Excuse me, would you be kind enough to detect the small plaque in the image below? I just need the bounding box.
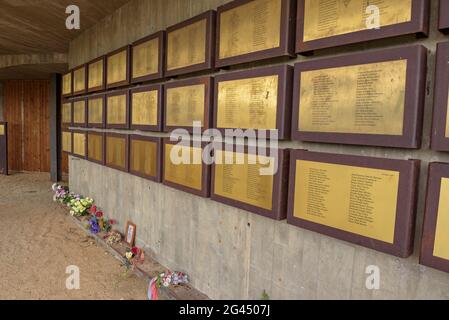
[129,135,162,182]
[106,90,129,129]
[72,131,87,158]
[162,139,210,197]
[88,56,106,92]
[211,145,289,220]
[61,101,72,127]
[106,46,130,89]
[287,150,419,257]
[440,0,449,32]
[73,65,87,95]
[105,134,129,172]
[0,124,4,136]
[164,77,212,133]
[0,122,7,175]
[62,131,72,154]
[62,72,72,97]
[214,65,292,139]
[165,11,216,77]
[216,0,295,67]
[130,84,163,132]
[72,98,87,127]
[87,94,105,128]
[87,132,104,164]
[296,0,430,53]
[292,45,427,148]
[131,31,164,83]
[420,162,449,273]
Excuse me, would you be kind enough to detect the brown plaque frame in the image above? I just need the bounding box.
[287,150,420,258]
[129,135,162,183]
[104,133,130,173]
[62,71,73,98]
[71,130,87,160]
[105,89,130,130]
[130,84,163,132]
[211,144,289,220]
[164,10,216,77]
[131,31,165,83]
[0,122,8,175]
[163,76,213,133]
[72,64,88,96]
[215,0,296,68]
[86,131,105,165]
[106,45,131,89]
[439,0,449,33]
[420,162,449,273]
[71,97,88,128]
[162,138,210,198]
[87,93,106,129]
[296,0,430,54]
[291,45,427,148]
[61,100,73,129]
[87,56,106,93]
[213,65,293,140]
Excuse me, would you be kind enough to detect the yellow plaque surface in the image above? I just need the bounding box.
[63,73,72,95]
[0,125,5,136]
[303,0,412,42]
[293,160,400,244]
[88,98,104,125]
[88,60,104,89]
[217,75,278,129]
[167,19,207,71]
[133,38,159,78]
[130,140,158,177]
[299,60,407,135]
[62,132,72,153]
[106,136,127,169]
[132,90,158,126]
[219,0,282,59]
[88,133,103,162]
[214,150,274,210]
[73,133,86,156]
[164,144,203,190]
[73,67,86,92]
[62,103,72,124]
[433,178,449,260]
[166,84,205,127]
[107,94,127,125]
[73,100,86,124]
[107,50,128,85]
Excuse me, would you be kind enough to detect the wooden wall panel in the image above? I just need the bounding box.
[3,80,22,171]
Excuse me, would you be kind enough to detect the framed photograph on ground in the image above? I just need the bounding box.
[124,221,136,247]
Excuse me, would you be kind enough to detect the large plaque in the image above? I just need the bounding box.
[72,131,87,159]
[216,0,296,67]
[61,101,72,127]
[130,84,163,132]
[105,133,129,172]
[87,132,105,165]
[62,131,72,155]
[73,64,87,95]
[287,150,419,257]
[296,0,430,54]
[131,31,164,83]
[165,11,216,77]
[211,145,289,220]
[106,45,130,89]
[129,135,162,182]
[420,162,449,273]
[0,122,8,175]
[72,98,87,128]
[162,139,210,197]
[164,77,212,133]
[106,90,130,129]
[87,94,105,128]
[62,71,72,97]
[87,56,106,93]
[214,65,292,139]
[292,45,427,148]
[440,0,449,32]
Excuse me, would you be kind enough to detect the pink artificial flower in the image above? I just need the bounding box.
[109,219,117,225]
[95,211,103,218]
[131,247,139,255]
[90,205,97,214]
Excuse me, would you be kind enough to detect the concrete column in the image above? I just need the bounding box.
[49,74,62,182]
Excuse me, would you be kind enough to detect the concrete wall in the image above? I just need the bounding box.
[68,0,449,299]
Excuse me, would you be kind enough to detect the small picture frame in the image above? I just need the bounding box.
[124,221,136,247]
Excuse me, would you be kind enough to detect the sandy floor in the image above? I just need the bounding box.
[0,172,148,300]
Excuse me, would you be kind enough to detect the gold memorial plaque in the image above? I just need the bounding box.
[164,143,203,190]
[132,90,158,126]
[88,97,104,125]
[166,84,205,127]
[214,150,274,210]
[130,139,158,177]
[217,75,279,129]
[62,73,72,96]
[88,59,104,90]
[73,100,86,125]
[73,132,86,157]
[107,94,128,126]
[0,125,5,136]
[62,131,72,153]
[299,60,407,135]
[62,102,72,124]
[106,136,127,170]
[88,133,103,163]
[107,49,128,85]
[219,0,282,59]
[433,178,449,260]
[132,38,160,79]
[73,67,86,93]
[293,160,400,244]
[167,19,207,71]
[303,0,412,42]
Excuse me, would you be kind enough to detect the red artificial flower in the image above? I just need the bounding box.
[131,247,139,255]
[109,219,117,225]
[95,211,103,218]
[90,205,97,214]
